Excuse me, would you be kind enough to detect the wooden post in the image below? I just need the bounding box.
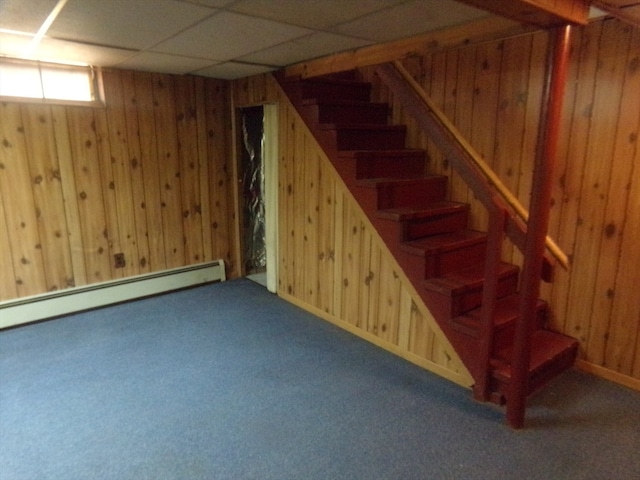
[507,25,572,429]
[475,202,507,401]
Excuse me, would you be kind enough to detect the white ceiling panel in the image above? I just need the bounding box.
[193,61,274,79]
[238,32,372,68]
[0,0,60,33]
[151,11,313,62]
[47,0,217,50]
[229,0,408,30]
[117,52,216,75]
[334,0,488,42]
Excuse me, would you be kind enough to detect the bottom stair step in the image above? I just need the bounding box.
[491,330,579,396]
[451,294,548,343]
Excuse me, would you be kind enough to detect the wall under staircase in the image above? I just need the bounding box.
[233,71,475,387]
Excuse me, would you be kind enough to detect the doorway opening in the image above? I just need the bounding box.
[238,104,278,292]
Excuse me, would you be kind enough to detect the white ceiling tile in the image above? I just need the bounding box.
[116,52,217,75]
[193,61,274,79]
[229,0,408,29]
[0,0,59,33]
[47,0,217,50]
[152,11,313,61]
[238,32,372,67]
[333,0,488,42]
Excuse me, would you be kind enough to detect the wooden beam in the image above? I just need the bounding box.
[285,16,537,79]
[591,1,640,28]
[457,0,589,27]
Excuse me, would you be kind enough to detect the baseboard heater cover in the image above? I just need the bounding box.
[0,260,226,329]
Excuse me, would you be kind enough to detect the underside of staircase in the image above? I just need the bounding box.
[276,70,579,426]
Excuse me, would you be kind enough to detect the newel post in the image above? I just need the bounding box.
[507,25,572,429]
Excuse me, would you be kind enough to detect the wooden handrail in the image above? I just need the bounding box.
[285,17,536,80]
[390,60,569,270]
[590,1,640,28]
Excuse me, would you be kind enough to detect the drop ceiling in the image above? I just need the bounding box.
[0,0,490,79]
[1,0,635,80]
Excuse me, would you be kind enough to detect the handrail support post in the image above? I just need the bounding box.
[474,203,507,402]
[507,24,572,429]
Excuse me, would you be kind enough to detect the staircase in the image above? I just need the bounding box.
[276,70,579,426]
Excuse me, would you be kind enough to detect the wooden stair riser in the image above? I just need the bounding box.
[303,102,390,125]
[401,230,488,276]
[334,151,426,185]
[331,126,406,151]
[425,269,520,318]
[492,315,544,355]
[401,237,489,279]
[403,208,470,240]
[423,241,487,278]
[451,306,548,354]
[296,80,371,103]
[355,177,447,212]
[351,152,426,180]
[376,208,470,246]
[453,273,519,317]
[375,178,447,210]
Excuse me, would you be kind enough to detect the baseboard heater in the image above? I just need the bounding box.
[0,260,226,330]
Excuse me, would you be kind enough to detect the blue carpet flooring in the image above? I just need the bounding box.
[1,278,639,480]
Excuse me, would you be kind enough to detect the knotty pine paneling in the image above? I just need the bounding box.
[232,74,473,387]
[361,18,640,385]
[0,69,237,300]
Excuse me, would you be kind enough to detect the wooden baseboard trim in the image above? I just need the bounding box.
[575,360,640,392]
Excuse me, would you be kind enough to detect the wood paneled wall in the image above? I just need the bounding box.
[360,18,640,385]
[232,75,473,387]
[0,69,237,301]
[551,19,640,382]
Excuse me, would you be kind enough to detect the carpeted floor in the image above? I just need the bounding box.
[1,278,639,480]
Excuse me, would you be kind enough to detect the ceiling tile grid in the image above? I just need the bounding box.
[0,0,493,79]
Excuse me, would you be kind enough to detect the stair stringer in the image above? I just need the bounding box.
[268,74,474,388]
